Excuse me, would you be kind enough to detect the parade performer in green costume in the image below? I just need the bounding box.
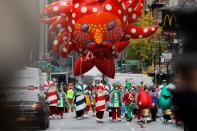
[123,87,137,121]
[159,80,173,123]
[57,88,67,119]
[110,82,121,122]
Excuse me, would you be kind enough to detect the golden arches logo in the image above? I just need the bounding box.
[163,15,177,26]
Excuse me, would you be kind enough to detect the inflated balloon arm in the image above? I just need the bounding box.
[39,16,59,24]
[42,0,73,17]
[111,41,129,58]
[125,24,158,39]
[126,0,144,23]
[114,41,129,52]
[52,29,71,53]
[41,15,72,36]
[60,42,75,58]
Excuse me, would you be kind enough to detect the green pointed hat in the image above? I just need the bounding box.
[126,81,131,89]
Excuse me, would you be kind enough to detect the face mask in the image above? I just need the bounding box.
[173,89,197,131]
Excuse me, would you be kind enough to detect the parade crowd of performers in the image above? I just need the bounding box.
[44,79,181,125]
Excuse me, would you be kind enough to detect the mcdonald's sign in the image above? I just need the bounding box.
[162,10,177,31]
[163,15,177,27]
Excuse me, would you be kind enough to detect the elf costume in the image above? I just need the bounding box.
[120,85,126,119]
[123,88,136,121]
[57,88,67,119]
[95,84,106,122]
[110,83,121,122]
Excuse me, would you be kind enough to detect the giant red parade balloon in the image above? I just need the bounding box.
[41,0,158,78]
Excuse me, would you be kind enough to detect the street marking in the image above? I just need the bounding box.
[60,123,64,126]
[130,128,135,131]
[55,128,60,131]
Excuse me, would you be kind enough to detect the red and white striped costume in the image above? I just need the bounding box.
[95,85,106,111]
[95,94,106,111]
[45,81,59,106]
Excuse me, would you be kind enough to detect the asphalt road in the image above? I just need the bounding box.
[43,112,183,131]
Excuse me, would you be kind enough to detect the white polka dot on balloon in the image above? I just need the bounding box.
[75,3,79,8]
[72,13,76,18]
[92,8,98,12]
[118,10,122,14]
[128,8,132,12]
[81,6,88,13]
[66,16,69,22]
[132,14,137,19]
[57,16,61,21]
[143,28,148,33]
[72,20,76,25]
[151,27,155,31]
[60,2,67,6]
[105,4,112,11]
[112,51,116,54]
[56,24,62,28]
[112,45,116,49]
[53,6,59,12]
[123,16,127,22]
[53,40,58,45]
[122,3,126,10]
[131,28,136,33]
[63,47,67,52]
[138,35,143,38]
[68,26,72,32]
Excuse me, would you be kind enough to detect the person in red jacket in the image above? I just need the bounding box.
[95,84,106,122]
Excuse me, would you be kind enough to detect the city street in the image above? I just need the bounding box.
[44,112,182,131]
[2,0,197,130]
